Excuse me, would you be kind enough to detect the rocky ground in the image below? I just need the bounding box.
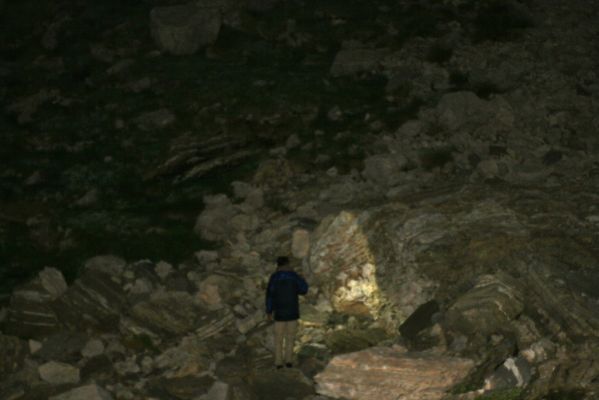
[1,0,599,399]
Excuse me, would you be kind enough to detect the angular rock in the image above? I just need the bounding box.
[485,356,532,390]
[445,274,524,336]
[38,267,68,299]
[195,307,235,340]
[150,2,221,55]
[4,280,61,338]
[130,290,202,335]
[52,269,128,333]
[39,361,80,385]
[49,384,113,400]
[315,347,474,400]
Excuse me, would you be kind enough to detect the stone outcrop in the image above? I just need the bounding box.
[315,346,474,400]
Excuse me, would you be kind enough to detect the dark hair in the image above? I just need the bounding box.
[276,256,290,267]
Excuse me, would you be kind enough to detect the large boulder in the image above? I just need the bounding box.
[315,346,474,400]
[150,2,221,55]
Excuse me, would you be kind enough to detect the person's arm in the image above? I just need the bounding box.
[295,273,309,295]
[265,274,276,316]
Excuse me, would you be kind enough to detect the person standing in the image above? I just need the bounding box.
[265,256,309,369]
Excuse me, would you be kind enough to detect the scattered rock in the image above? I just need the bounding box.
[38,361,80,385]
[315,346,474,400]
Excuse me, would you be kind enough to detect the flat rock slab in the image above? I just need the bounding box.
[315,347,474,400]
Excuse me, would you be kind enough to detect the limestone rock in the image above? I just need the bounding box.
[49,384,113,400]
[315,347,474,400]
[38,361,80,384]
[150,2,221,55]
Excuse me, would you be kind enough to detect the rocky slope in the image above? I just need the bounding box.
[1,0,599,399]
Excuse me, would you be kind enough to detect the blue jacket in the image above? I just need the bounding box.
[265,270,308,321]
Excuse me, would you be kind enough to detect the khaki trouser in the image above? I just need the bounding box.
[274,320,298,365]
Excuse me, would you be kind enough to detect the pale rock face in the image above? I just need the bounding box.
[315,347,474,400]
[309,211,384,318]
